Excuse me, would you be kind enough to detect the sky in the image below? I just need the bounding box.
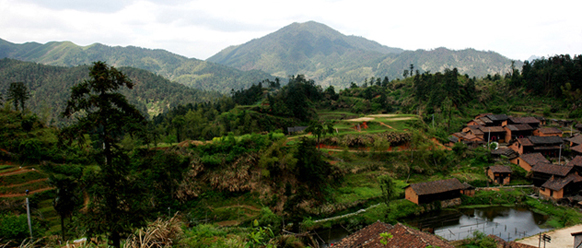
[1,0,581,61]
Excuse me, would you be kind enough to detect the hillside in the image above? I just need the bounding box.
[0,59,221,122]
[208,21,520,88]
[0,39,275,93]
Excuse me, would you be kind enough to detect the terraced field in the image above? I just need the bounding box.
[0,164,59,235]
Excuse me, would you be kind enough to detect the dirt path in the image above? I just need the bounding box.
[0,168,31,177]
[517,224,582,248]
[212,204,261,212]
[0,187,54,198]
[377,121,394,129]
[1,178,48,188]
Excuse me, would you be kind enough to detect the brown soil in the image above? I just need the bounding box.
[377,121,394,129]
[346,117,375,122]
[1,178,48,188]
[0,168,31,176]
[0,187,54,198]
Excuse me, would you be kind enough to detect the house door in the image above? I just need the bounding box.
[497,177,503,184]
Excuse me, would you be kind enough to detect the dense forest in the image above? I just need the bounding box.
[1,54,582,247]
[0,59,222,125]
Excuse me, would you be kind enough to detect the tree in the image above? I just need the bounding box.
[7,82,30,113]
[61,61,147,248]
[403,69,409,78]
[378,175,396,209]
[305,120,335,149]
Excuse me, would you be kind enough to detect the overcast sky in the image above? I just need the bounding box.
[1,0,581,61]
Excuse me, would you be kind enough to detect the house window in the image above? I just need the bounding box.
[550,190,554,197]
[517,159,520,165]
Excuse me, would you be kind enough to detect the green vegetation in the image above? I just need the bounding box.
[1,53,581,247]
[208,21,516,89]
[0,39,276,93]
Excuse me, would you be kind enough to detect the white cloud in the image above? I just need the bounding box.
[0,0,581,60]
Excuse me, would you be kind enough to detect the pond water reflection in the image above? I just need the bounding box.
[405,206,551,241]
[315,206,551,247]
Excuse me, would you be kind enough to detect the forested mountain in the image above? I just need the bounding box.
[0,39,275,93]
[0,58,221,124]
[208,21,520,88]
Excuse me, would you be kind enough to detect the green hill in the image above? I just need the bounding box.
[0,39,275,93]
[0,59,221,123]
[208,21,520,88]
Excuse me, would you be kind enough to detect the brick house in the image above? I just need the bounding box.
[462,126,485,140]
[510,153,549,172]
[530,163,574,186]
[503,116,541,128]
[503,124,534,142]
[509,138,534,155]
[533,127,563,137]
[479,126,507,142]
[486,165,512,185]
[528,136,564,157]
[539,173,582,200]
[334,222,454,248]
[404,178,466,205]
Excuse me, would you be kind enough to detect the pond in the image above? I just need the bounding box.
[404,206,551,241]
[315,206,551,247]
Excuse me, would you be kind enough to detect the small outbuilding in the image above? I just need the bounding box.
[486,165,512,185]
[404,178,466,205]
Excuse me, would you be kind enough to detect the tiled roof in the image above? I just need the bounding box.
[465,126,484,135]
[533,146,560,151]
[531,163,573,177]
[462,182,475,189]
[333,221,393,248]
[379,223,454,248]
[453,132,466,137]
[517,137,534,146]
[572,145,582,154]
[488,165,512,173]
[509,117,541,125]
[448,136,459,143]
[520,153,549,166]
[528,136,563,145]
[568,135,582,145]
[506,124,534,131]
[406,178,465,196]
[536,127,562,134]
[486,114,509,121]
[334,222,454,248]
[475,113,493,119]
[492,148,517,157]
[479,126,506,133]
[567,156,582,167]
[478,116,494,124]
[541,173,582,191]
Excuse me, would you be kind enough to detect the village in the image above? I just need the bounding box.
[330,113,582,248]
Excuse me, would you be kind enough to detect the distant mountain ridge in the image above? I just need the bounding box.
[208,21,520,87]
[0,38,275,92]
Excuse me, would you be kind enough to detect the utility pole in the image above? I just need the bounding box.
[487,129,491,150]
[26,189,33,239]
[558,144,562,165]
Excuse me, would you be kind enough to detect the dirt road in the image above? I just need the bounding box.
[517,224,582,248]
